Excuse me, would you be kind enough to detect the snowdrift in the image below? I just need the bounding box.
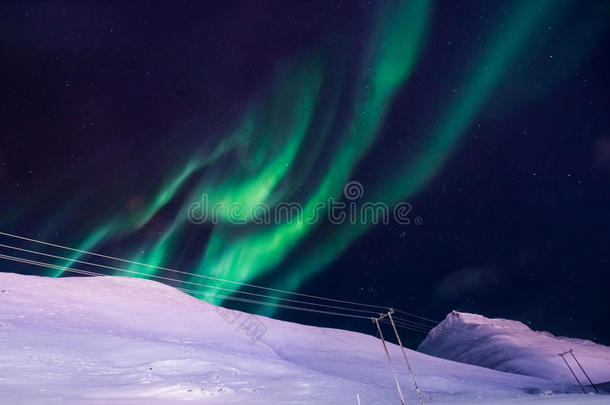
[0,272,607,404]
[418,311,610,390]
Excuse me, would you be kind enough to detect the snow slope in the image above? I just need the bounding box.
[0,272,607,405]
[418,311,610,391]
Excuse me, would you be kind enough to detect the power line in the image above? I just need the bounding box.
[0,231,488,342]
[0,243,382,316]
[0,253,438,331]
[0,251,462,339]
[0,249,484,345]
[0,241,445,333]
[0,253,372,319]
[0,237,486,343]
[0,231,437,323]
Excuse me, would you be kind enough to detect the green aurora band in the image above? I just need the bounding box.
[36,0,606,315]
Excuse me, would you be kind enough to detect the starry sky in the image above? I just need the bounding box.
[1,1,609,347]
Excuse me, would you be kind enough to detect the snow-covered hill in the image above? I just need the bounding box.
[0,272,607,404]
[418,311,610,390]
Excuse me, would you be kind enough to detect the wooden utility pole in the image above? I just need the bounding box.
[562,349,599,394]
[387,309,425,405]
[558,350,586,394]
[373,312,406,405]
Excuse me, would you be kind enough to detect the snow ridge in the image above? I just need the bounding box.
[418,311,610,388]
[1,273,608,404]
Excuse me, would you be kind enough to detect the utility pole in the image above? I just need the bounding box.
[387,309,425,405]
[373,312,407,405]
[558,350,586,394]
[568,350,599,394]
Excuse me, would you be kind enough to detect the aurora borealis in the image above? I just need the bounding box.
[1,1,609,343]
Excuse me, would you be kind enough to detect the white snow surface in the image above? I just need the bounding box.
[418,311,610,388]
[0,272,607,405]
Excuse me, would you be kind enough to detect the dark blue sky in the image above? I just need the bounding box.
[1,1,609,347]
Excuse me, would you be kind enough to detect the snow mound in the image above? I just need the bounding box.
[0,273,607,404]
[418,311,610,389]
